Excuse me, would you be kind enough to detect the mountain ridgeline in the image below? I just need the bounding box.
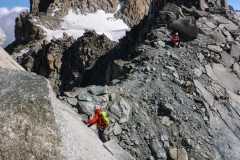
[1,0,240,160]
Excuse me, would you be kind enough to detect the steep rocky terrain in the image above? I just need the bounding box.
[2,0,240,159]
[60,12,240,158]
[0,68,135,160]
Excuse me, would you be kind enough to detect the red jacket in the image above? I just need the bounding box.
[86,109,106,129]
[172,35,180,41]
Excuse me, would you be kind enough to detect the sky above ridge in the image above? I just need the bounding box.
[0,0,29,10]
[0,0,239,10]
[228,0,240,10]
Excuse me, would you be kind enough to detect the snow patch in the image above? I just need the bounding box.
[40,4,129,42]
[235,12,240,18]
[37,25,85,41]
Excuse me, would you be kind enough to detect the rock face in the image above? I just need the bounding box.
[170,16,199,38]
[28,0,229,28]
[30,0,119,16]
[30,0,54,16]
[0,27,7,46]
[14,11,62,42]
[115,0,152,27]
[0,68,119,160]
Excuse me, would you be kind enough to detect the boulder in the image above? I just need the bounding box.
[199,27,214,37]
[119,99,132,123]
[158,11,177,24]
[197,17,217,29]
[194,80,214,107]
[219,23,239,32]
[63,91,76,98]
[233,63,240,79]
[113,123,122,135]
[149,139,167,159]
[170,16,199,38]
[67,97,78,106]
[169,148,178,160]
[104,140,135,160]
[110,104,121,118]
[189,10,208,18]
[205,65,218,81]
[163,3,184,18]
[212,28,227,45]
[77,101,95,115]
[178,148,188,160]
[89,86,108,96]
[230,44,240,61]
[199,0,209,11]
[78,92,93,102]
[0,68,117,160]
[159,103,174,114]
[220,51,235,68]
[210,14,233,25]
[212,63,240,92]
[207,45,222,53]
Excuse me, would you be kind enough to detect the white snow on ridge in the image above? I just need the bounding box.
[41,4,130,42]
[38,25,85,41]
[235,12,240,19]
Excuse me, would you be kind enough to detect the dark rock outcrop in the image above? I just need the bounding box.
[30,0,54,16]
[10,31,115,95]
[30,0,119,17]
[14,11,62,42]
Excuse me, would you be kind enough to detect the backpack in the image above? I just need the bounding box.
[99,110,110,126]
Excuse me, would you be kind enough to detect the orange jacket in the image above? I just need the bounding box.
[86,109,106,128]
[172,35,180,41]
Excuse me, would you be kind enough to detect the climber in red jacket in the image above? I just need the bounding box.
[171,32,180,47]
[86,105,108,143]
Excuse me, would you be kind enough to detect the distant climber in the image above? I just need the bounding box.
[86,105,109,143]
[171,32,180,47]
